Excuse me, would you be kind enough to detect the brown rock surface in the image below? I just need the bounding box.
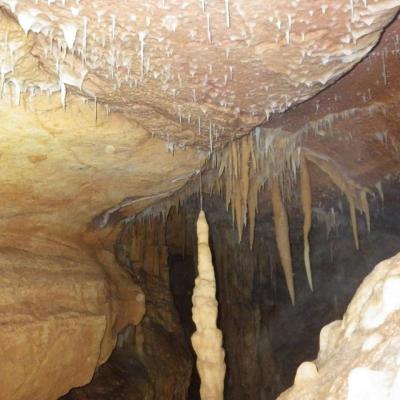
[0,236,145,400]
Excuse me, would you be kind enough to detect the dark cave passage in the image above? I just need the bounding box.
[168,253,201,400]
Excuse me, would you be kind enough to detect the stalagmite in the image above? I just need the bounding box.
[191,210,226,400]
[271,180,295,305]
[300,153,313,291]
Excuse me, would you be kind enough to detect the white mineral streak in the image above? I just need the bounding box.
[277,252,400,400]
[191,210,226,400]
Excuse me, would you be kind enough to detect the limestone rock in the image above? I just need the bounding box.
[277,252,400,400]
[0,237,145,400]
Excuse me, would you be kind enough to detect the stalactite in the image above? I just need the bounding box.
[248,177,258,249]
[191,210,226,400]
[300,153,313,291]
[271,180,295,305]
[130,128,301,251]
[347,193,359,250]
[232,140,239,180]
[304,149,370,251]
[239,136,251,234]
[229,137,251,242]
[233,187,242,239]
[224,148,233,211]
[360,190,371,232]
[250,133,257,171]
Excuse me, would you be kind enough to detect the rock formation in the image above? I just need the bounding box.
[0,235,145,400]
[277,251,400,400]
[191,210,226,400]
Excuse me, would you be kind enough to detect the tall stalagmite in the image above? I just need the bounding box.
[191,210,226,400]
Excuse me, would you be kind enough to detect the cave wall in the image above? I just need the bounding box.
[63,218,192,400]
[0,2,399,399]
[0,235,145,400]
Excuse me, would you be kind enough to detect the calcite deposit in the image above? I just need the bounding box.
[277,252,400,400]
[191,210,226,400]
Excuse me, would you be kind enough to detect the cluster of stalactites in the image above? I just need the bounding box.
[214,128,301,247]
[131,125,379,305]
[304,148,371,251]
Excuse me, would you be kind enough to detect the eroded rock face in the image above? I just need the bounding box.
[278,252,400,400]
[0,235,145,400]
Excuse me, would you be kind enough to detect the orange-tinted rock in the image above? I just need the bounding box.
[0,236,145,400]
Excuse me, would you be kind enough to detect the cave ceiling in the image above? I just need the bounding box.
[0,0,399,245]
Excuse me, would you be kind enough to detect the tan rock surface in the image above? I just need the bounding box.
[0,237,145,400]
[277,252,400,400]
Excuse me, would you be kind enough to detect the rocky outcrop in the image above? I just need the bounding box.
[278,252,400,400]
[0,235,145,400]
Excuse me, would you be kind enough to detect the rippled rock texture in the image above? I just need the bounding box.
[0,234,144,400]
